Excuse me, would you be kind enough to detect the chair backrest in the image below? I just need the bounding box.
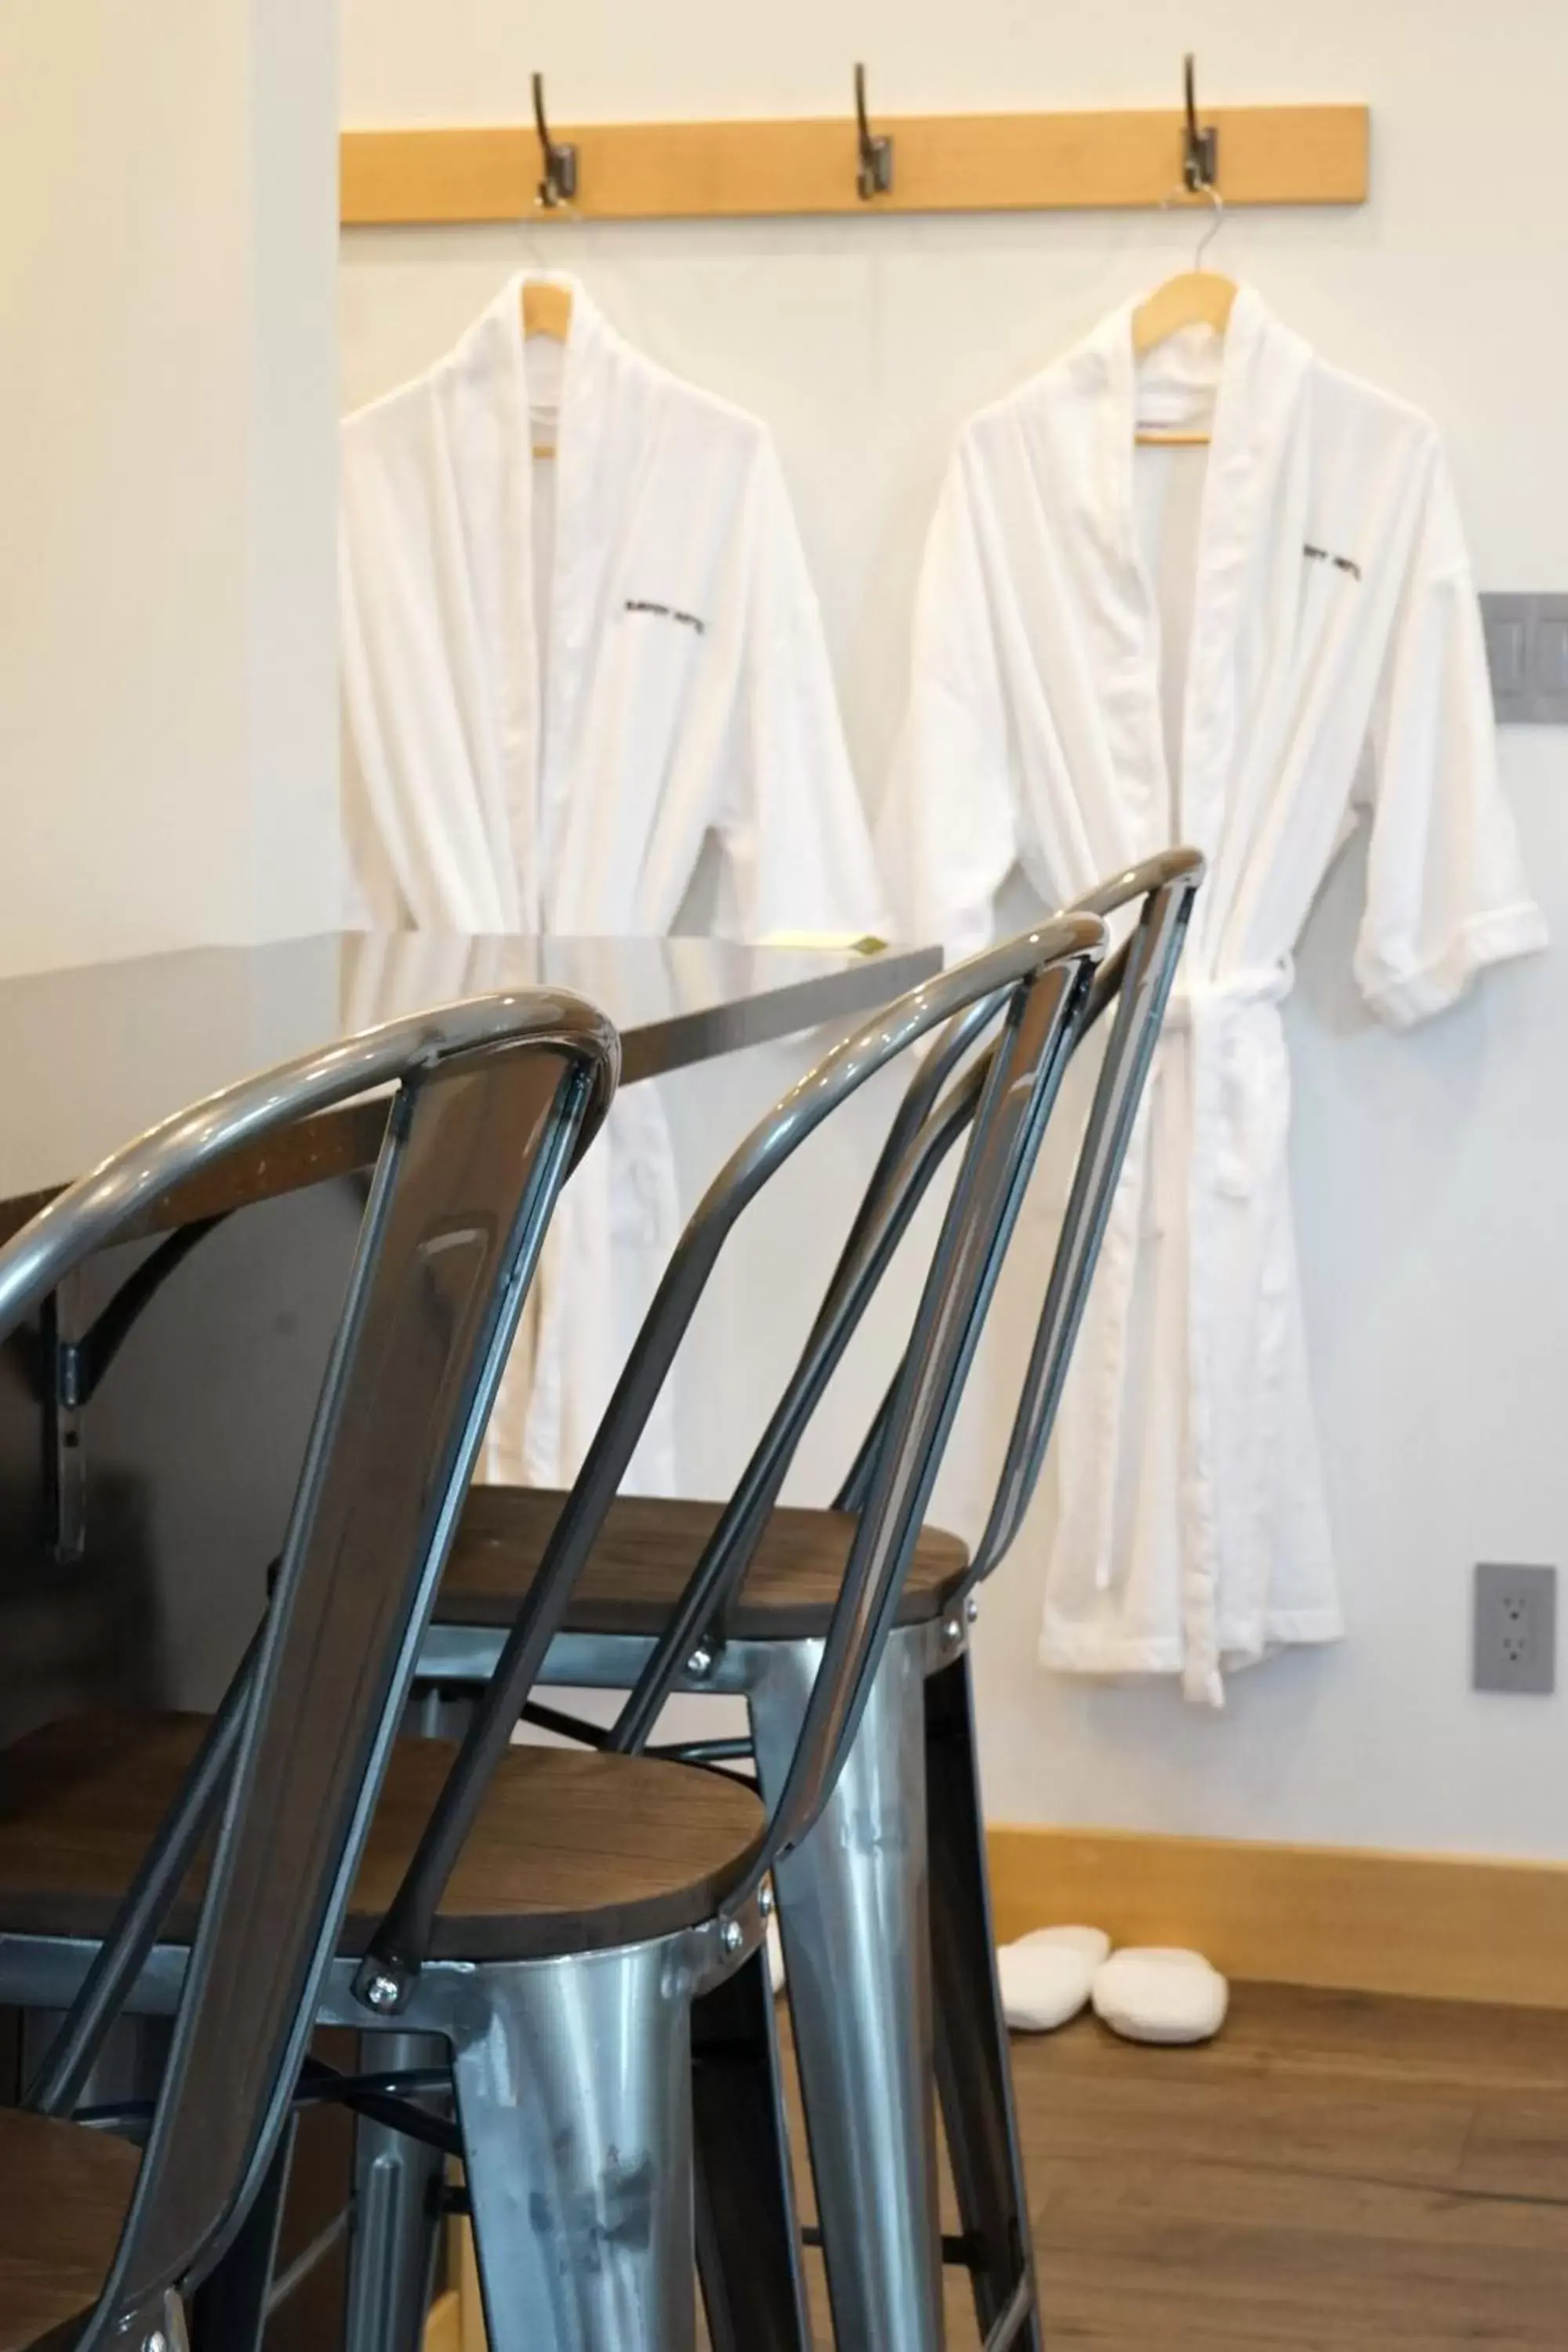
[623,853,1203,1904]
[0,989,617,2347]
[739,930,1101,1886]
[831,848,1204,1573]
[702,851,1197,1892]
[962,847,1202,1590]
[582,848,1203,1837]
[354,912,1109,2002]
[605,848,1202,1734]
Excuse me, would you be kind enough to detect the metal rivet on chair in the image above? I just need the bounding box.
[720,1918,744,1954]
[686,1642,715,1679]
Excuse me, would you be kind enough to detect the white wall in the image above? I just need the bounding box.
[340,0,1568,1860]
[0,1,340,980]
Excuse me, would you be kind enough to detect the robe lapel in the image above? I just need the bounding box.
[1178,290,1313,960]
[453,281,540,931]
[469,270,621,934]
[1051,291,1316,1700]
[523,274,615,928]
[1070,309,1156,873]
[1087,287,1313,953]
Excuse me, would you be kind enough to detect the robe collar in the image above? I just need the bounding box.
[1069,281,1314,598]
[456,269,619,468]
[1058,288,1314,915]
[445,272,626,924]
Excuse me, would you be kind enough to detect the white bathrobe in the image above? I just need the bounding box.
[342,274,884,1491]
[881,287,1545,1702]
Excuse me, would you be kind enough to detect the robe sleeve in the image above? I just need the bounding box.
[1355,444,1547,1027]
[878,440,1019,962]
[713,438,886,941]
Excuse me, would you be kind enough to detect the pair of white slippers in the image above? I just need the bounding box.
[998,1926,1229,2044]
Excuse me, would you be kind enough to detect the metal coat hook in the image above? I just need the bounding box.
[1181,53,1218,193]
[532,71,579,209]
[855,64,894,201]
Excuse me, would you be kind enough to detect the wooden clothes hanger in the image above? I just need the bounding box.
[521,278,572,459]
[1132,267,1236,361]
[1131,175,1236,447]
[521,278,572,341]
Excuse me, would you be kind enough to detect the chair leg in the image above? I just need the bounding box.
[926,1648,1043,2350]
[188,2115,297,2352]
[343,2031,448,2352]
[450,1941,699,2352]
[749,1628,945,2352]
[691,1944,811,2352]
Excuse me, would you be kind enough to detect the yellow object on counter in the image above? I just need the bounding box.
[757,929,888,956]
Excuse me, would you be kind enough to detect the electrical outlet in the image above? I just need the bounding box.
[1473,1563,1556,1696]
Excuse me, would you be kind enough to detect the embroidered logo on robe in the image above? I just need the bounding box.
[1302,543,1363,583]
[623,597,706,636]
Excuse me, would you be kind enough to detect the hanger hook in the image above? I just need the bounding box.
[532,71,579,209]
[1192,182,1225,267]
[1181,53,1218,194]
[855,63,894,201]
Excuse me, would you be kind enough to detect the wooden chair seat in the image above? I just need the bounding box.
[441,1487,972,1642]
[0,1715,767,1965]
[0,2106,140,2351]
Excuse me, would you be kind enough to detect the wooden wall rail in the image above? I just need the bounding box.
[342,104,1369,227]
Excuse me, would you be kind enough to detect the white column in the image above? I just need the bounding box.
[0,0,339,979]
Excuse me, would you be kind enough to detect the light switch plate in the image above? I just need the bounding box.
[1473,1562,1556,1696]
[1481,595,1568,723]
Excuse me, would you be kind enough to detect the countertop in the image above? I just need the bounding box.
[0,932,941,1243]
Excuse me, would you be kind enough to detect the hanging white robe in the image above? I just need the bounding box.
[881,287,1545,1703]
[341,273,884,1493]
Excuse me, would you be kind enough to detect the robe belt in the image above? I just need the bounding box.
[1081,963,1293,1710]
[1163,963,1292,1207]
[1167,963,1292,1704]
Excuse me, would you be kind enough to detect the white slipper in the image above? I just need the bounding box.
[1091,1946,1229,2044]
[1013,1923,1112,1969]
[998,1923,1109,2031]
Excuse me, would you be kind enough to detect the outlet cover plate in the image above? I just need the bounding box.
[1473,1562,1556,1696]
[1481,596,1568,723]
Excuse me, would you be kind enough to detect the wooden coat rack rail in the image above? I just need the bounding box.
[340,103,1370,227]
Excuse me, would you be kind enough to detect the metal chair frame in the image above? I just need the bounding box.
[0,988,616,2350]
[329,914,1102,2352]
[0,914,1109,2352]
[408,848,1203,2352]
[0,917,1114,2352]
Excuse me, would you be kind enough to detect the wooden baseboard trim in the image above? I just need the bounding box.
[423,2212,488,2351]
[423,2288,463,2352]
[987,1824,1568,2009]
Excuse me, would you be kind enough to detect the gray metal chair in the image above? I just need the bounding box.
[418,848,1203,2352]
[0,987,615,2350]
[335,910,1108,2352]
[0,918,1105,2352]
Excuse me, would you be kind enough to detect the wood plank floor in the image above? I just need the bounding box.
[789,1984,1568,2349]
